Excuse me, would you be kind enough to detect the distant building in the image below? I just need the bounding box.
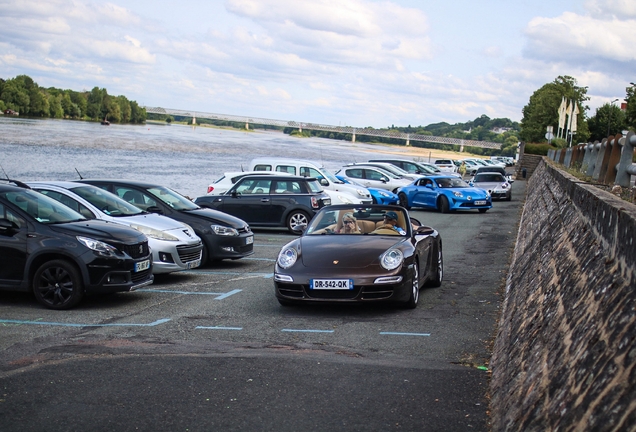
[3,109,19,116]
[491,127,512,134]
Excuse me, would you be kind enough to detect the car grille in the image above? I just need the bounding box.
[236,244,254,254]
[237,225,251,234]
[131,268,152,284]
[121,241,149,259]
[278,284,394,300]
[177,242,203,263]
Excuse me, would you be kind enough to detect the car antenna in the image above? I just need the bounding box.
[0,164,31,189]
[75,168,84,179]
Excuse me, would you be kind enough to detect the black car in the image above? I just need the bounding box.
[77,179,254,264]
[194,175,331,233]
[0,181,153,310]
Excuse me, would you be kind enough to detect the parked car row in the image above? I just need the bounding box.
[0,176,256,309]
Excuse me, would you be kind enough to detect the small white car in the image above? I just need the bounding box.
[336,164,412,193]
[469,172,512,201]
[433,159,458,173]
[29,181,204,274]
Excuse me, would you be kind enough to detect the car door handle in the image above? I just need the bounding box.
[260,198,270,202]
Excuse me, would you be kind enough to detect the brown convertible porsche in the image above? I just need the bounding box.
[274,205,443,308]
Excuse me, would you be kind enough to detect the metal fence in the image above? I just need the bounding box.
[547,131,636,187]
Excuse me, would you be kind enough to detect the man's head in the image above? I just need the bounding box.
[384,211,398,225]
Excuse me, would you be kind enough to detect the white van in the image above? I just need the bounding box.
[249,158,373,204]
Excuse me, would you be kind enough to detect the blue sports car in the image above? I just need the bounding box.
[397,175,492,213]
[336,175,399,205]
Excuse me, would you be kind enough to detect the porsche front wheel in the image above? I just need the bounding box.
[405,262,419,309]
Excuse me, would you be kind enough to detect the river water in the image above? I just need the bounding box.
[0,117,420,198]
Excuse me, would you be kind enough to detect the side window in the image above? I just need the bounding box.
[366,169,385,181]
[346,169,363,179]
[37,190,95,219]
[273,180,302,194]
[253,164,272,171]
[276,165,296,175]
[0,205,26,229]
[304,167,324,180]
[236,179,272,194]
[115,187,157,210]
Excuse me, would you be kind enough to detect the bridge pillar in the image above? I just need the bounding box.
[352,128,356,143]
[192,115,196,125]
[406,134,410,146]
[245,122,249,130]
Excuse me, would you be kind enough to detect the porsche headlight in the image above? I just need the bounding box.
[212,225,239,236]
[77,236,120,257]
[130,224,179,241]
[380,248,404,271]
[277,247,298,269]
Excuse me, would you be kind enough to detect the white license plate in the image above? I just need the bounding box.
[310,279,353,290]
[187,259,201,269]
[475,200,487,205]
[246,235,254,245]
[134,259,150,272]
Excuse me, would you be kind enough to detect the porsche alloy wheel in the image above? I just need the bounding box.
[405,262,419,309]
[426,245,443,288]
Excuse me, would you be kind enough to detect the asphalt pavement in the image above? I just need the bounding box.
[0,179,526,432]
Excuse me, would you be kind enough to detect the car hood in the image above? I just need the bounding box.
[298,235,406,269]
[183,208,249,229]
[450,187,491,199]
[473,182,507,190]
[50,220,147,244]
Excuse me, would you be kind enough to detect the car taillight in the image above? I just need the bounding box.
[207,186,214,193]
[311,196,319,208]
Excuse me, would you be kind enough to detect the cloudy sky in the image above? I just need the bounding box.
[1,0,634,128]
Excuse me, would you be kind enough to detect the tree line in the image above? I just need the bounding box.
[520,75,636,147]
[0,75,146,124]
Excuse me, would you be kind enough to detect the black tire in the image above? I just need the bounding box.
[506,193,512,201]
[201,243,210,265]
[478,208,488,213]
[438,196,450,213]
[398,192,411,210]
[426,245,443,287]
[404,262,419,309]
[32,259,84,310]
[287,210,309,234]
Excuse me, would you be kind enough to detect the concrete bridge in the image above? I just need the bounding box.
[143,106,502,151]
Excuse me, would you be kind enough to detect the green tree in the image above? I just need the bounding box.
[625,83,636,132]
[587,103,627,141]
[86,87,105,119]
[0,80,30,113]
[520,76,590,143]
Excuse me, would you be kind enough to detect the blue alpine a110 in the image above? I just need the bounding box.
[397,175,492,213]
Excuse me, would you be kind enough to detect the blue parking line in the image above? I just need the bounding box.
[0,318,171,328]
[281,329,334,333]
[379,331,430,336]
[195,326,243,330]
[137,289,242,299]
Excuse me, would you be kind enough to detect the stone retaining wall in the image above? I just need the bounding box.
[490,159,636,431]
